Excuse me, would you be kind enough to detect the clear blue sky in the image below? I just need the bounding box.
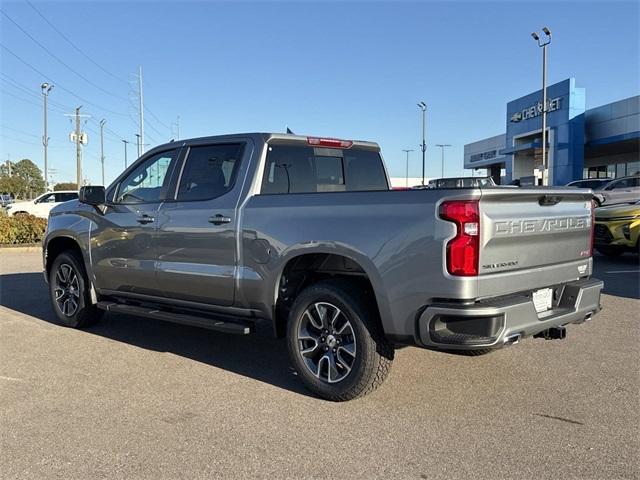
[1,0,638,186]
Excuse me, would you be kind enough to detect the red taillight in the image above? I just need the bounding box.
[307,137,353,149]
[439,200,480,276]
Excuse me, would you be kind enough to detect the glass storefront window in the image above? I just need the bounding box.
[628,161,639,176]
[607,164,616,178]
[616,163,626,178]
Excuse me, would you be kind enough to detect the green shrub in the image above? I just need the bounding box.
[0,214,48,244]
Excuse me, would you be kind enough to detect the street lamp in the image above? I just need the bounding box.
[99,119,106,185]
[417,102,427,185]
[402,149,414,187]
[435,144,452,178]
[41,82,53,190]
[122,139,130,168]
[531,26,552,185]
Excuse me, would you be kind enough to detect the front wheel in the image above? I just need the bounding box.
[286,280,393,401]
[48,251,103,328]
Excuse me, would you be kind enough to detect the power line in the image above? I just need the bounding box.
[25,0,129,85]
[0,73,70,109]
[1,124,40,138]
[145,118,168,140]
[0,42,128,117]
[145,106,172,131]
[1,88,68,113]
[0,133,70,148]
[88,117,125,143]
[0,9,128,102]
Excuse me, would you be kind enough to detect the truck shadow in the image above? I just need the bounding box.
[0,272,312,398]
[592,254,640,300]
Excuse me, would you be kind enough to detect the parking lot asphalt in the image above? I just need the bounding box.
[0,249,638,480]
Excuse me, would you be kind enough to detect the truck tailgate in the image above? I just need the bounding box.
[477,188,593,297]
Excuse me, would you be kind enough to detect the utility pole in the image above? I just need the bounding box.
[417,102,427,185]
[402,149,414,187]
[532,27,552,185]
[122,139,129,168]
[65,107,90,187]
[176,115,180,139]
[135,134,141,158]
[41,83,53,190]
[138,66,145,155]
[75,107,82,186]
[99,119,106,185]
[435,144,452,178]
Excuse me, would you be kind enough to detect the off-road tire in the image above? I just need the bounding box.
[286,279,394,401]
[48,250,103,328]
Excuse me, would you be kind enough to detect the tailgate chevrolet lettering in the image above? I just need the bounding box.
[494,216,590,236]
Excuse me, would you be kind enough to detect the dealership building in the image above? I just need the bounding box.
[464,78,639,185]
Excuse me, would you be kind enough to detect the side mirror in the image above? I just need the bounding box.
[79,186,106,206]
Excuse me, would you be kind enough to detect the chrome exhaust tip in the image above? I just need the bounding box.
[504,333,522,346]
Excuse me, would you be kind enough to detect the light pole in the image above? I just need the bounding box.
[435,144,452,178]
[41,82,53,190]
[402,149,414,187]
[122,139,129,168]
[135,134,141,158]
[417,101,427,185]
[99,119,106,185]
[532,26,552,185]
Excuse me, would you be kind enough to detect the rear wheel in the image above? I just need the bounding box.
[49,251,103,328]
[286,280,393,401]
[595,245,623,257]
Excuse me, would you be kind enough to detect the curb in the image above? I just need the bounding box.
[0,244,42,252]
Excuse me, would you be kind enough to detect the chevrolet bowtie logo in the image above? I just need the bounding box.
[510,112,523,123]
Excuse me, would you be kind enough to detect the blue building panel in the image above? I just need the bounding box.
[465,83,639,185]
[504,78,586,185]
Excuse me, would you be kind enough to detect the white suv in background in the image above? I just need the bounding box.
[594,175,640,206]
[6,191,79,218]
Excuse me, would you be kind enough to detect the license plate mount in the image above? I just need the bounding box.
[533,288,553,313]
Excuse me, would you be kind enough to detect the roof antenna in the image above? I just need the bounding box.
[286,126,294,134]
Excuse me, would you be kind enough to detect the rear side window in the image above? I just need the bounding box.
[176,143,244,201]
[261,145,388,194]
[55,192,78,202]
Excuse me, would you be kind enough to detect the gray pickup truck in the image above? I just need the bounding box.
[43,133,603,401]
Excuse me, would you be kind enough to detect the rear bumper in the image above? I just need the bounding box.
[416,278,603,350]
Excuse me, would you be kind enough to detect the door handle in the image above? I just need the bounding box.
[208,214,232,225]
[136,215,155,224]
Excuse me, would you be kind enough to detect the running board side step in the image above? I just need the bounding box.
[97,301,253,335]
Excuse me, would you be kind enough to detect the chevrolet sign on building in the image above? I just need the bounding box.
[510,97,562,123]
[464,78,639,186]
